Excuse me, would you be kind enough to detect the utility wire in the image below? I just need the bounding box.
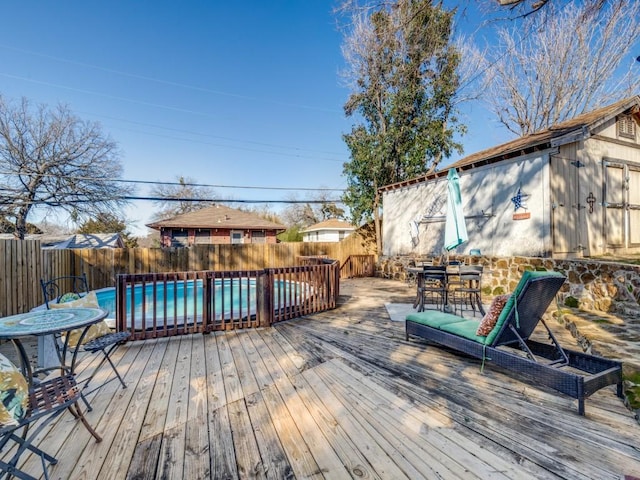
[0,44,342,114]
[0,196,344,206]
[77,110,345,158]
[0,171,346,192]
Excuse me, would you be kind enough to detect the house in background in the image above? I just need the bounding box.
[0,233,124,249]
[381,96,640,259]
[147,204,286,247]
[301,219,356,243]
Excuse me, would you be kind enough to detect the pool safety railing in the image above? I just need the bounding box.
[116,260,339,341]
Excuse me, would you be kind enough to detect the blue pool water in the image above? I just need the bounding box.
[94,278,303,329]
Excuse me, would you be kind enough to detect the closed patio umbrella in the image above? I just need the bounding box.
[444,168,468,251]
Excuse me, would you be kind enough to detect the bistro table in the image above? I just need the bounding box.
[0,307,108,384]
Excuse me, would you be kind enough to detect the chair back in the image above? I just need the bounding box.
[40,273,90,309]
[422,265,446,278]
[489,271,566,347]
[458,265,483,285]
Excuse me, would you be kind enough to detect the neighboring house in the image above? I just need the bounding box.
[0,233,125,249]
[301,219,357,243]
[146,204,286,247]
[381,96,640,259]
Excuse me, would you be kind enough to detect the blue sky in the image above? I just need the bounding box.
[0,1,510,235]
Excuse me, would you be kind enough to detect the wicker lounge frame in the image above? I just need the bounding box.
[405,271,624,415]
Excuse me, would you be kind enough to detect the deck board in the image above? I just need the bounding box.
[2,277,639,480]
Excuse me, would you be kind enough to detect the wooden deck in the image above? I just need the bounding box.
[6,278,640,479]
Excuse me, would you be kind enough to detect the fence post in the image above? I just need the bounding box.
[203,272,212,333]
[256,269,273,327]
[116,274,127,333]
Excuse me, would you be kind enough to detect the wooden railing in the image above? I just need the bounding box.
[0,237,375,317]
[116,260,339,341]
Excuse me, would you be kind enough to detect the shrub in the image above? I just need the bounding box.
[564,296,579,308]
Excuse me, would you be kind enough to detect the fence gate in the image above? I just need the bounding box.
[603,160,640,249]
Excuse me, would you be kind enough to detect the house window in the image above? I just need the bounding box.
[251,231,266,244]
[231,231,244,244]
[339,231,346,240]
[194,230,211,244]
[617,114,636,139]
[171,229,188,247]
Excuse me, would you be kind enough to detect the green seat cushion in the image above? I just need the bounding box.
[406,311,466,329]
[484,270,565,345]
[440,319,485,342]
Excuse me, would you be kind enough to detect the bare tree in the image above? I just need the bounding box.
[476,0,609,19]
[476,0,640,136]
[0,96,127,239]
[280,190,345,228]
[149,175,216,221]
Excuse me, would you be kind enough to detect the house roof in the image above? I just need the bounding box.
[301,219,357,233]
[146,204,286,231]
[0,233,124,249]
[381,95,640,192]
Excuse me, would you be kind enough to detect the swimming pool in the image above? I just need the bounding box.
[94,277,306,330]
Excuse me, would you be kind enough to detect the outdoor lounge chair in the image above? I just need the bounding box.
[405,270,624,415]
[40,273,128,393]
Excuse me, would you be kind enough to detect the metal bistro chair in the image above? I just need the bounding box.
[419,265,447,311]
[451,265,485,317]
[0,354,102,480]
[40,274,128,394]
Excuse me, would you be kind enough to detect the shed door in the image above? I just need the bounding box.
[603,162,640,248]
[551,157,580,254]
[629,165,640,246]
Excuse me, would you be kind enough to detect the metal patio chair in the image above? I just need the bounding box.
[450,265,485,316]
[419,265,447,311]
[0,355,101,480]
[40,273,128,393]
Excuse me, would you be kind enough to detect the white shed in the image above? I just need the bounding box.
[381,96,640,259]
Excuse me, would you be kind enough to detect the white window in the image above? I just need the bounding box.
[231,231,244,244]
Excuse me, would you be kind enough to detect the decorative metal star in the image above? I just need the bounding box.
[511,187,528,211]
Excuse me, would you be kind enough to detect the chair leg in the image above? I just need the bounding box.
[103,349,127,389]
[0,432,58,480]
[82,346,127,394]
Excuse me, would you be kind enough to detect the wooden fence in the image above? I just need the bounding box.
[1,235,375,317]
[116,260,339,341]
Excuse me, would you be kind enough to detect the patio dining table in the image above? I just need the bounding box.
[409,266,485,315]
[0,307,108,383]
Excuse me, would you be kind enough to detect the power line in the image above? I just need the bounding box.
[0,72,346,163]
[104,124,344,163]
[0,172,346,192]
[0,195,345,206]
[0,43,342,114]
[77,110,345,158]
